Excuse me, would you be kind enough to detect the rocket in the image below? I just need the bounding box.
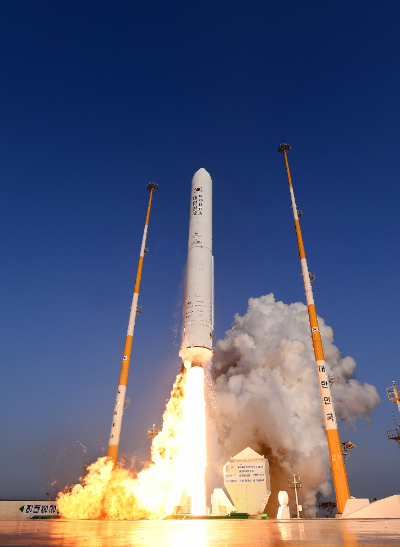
[181,168,214,367]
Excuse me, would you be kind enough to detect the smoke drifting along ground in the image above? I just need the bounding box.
[208,294,380,517]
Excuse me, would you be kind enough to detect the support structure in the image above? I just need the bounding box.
[147,423,160,461]
[387,381,400,412]
[386,381,400,450]
[288,474,302,518]
[278,142,350,514]
[107,181,158,464]
[342,441,356,461]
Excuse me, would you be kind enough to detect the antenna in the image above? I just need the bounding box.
[147,424,160,440]
[147,424,160,461]
[386,381,400,450]
[387,380,400,411]
[288,474,302,518]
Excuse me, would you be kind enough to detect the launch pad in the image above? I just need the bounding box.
[47,164,397,523]
[1,518,399,546]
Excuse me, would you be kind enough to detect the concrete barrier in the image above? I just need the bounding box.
[0,501,59,520]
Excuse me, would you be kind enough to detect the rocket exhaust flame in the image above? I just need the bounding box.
[57,364,208,519]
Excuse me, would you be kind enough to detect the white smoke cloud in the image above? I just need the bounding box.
[208,294,380,517]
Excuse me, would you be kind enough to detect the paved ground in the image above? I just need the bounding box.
[0,518,399,546]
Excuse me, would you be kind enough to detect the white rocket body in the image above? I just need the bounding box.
[182,168,214,355]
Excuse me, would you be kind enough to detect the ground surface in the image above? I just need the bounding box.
[0,518,399,546]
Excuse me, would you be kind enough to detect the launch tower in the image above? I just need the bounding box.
[107,181,158,465]
[278,143,350,514]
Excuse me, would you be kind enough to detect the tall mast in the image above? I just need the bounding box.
[278,143,350,514]
[107,181,158,465]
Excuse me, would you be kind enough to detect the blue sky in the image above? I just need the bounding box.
[1,0,399,502]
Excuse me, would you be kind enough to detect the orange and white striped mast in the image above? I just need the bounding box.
[107,180,158,465]
[278,142,350,514]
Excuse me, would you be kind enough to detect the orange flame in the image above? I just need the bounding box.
[57,363,208,519]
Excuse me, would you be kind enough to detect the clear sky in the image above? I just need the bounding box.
[1,1,399,502]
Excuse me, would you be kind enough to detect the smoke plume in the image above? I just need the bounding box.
[208,294,380,517]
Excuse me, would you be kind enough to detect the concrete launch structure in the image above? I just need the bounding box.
[211,489,235,516]
[224,447,271,515]
[342,495,400,519]
[181,168,214,364]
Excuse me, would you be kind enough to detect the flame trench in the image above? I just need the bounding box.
[57,360,208,519]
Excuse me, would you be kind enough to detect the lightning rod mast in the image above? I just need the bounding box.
[107,181,158,465]
[288,474,302,518]
[278,142,350,514]
[386,380,400,450]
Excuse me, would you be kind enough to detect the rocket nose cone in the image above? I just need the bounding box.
[194,167,211,177]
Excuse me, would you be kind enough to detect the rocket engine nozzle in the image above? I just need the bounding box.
[180,356,203,373]
[191,358,203,368]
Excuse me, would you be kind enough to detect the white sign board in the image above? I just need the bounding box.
[223,447,271,515]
